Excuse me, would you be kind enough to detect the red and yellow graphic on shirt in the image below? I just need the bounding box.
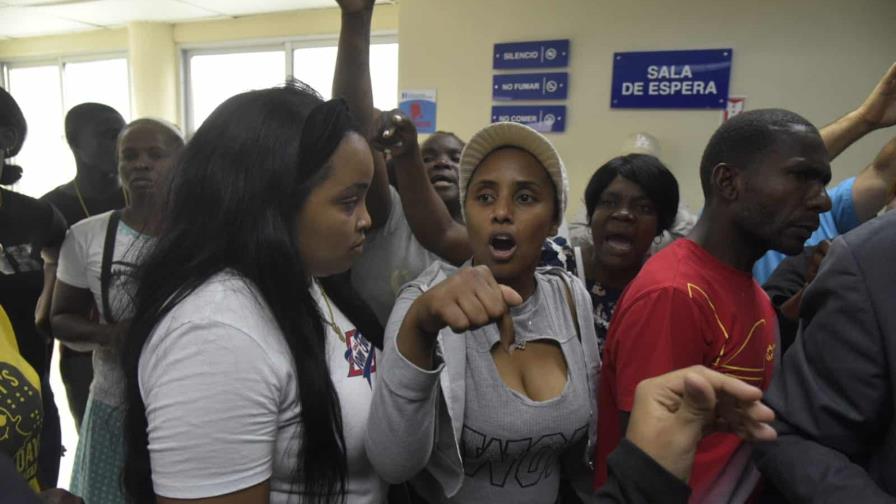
[687,283,775,387]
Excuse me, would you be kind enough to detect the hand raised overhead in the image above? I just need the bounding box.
[370,109,420,160]
[858,62,896,129]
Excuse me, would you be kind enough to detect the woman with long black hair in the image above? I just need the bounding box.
[121,82,384,503]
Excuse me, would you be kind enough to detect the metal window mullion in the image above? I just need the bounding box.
[182,50,195,134]
[284,41,294,80]
[57,56,66,120]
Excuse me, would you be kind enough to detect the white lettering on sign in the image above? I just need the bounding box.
[498,114,539,122]
[621,82,645,95]
[646,65,694,79]
[646,80,718,95]
[504,51,539,60]
[514,83,540,90]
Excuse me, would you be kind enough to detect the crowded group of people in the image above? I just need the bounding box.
[1,1,895,503]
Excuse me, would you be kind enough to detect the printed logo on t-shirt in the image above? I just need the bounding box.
[344,329,376,386]
[461,423,588,488]
[107,259,140,321]
[0,244,41,275]
[0,362,42,485]
[687,283,773,385]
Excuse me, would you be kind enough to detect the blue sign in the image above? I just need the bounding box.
[611,48,732,109]
[399,89,437,133]
[493,72,568,101]
[494,39,570,69]
[491,105,566,133]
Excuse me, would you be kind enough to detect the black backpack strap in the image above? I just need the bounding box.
[100,210,120,324]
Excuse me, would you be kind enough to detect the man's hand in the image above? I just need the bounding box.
[805,240,831,286]
[626,366,777,481]
[822,63,896,161]
[857,62,896,130]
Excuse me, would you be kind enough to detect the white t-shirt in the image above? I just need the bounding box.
[351,187,441,324]
[138,271,385,503]
[56,210,150,405]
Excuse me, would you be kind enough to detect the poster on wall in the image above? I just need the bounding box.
[399,89,437,133]
[610,48,732,109]
[493,39,570,69]
[493,72,569,100]
[491,105,566,133]
[723,96,746,121]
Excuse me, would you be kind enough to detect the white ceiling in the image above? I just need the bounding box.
[0,0,390,39]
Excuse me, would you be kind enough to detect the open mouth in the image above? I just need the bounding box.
[430,173,457,189]
[604,233,634,254]
[488,233,517,262]
[130,177,154,186]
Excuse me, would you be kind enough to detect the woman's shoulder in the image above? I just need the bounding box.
[401,260,458,293]
[535,266,587,295]
[158,271,282,346]
[67,210,115,238]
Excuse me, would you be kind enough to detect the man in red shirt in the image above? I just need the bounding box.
[595,109,832,502]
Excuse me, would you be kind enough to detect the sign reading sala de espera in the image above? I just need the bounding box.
[611,48,732,109]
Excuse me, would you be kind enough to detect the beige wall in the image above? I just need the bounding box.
[398,0,896,213]
[2,0,893,211]
[128,23,178,122]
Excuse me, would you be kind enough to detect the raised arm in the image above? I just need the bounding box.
[820,62,896,161]
[852,135,896,222]
[373,112,473,264]
[332,0,391,229]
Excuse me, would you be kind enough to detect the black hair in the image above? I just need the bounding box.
[119,118,185,151]
[584,153,679,235]
[699,108,818,200]
[122,81,381,503]
[0,87,26,185]
[64,102,124,147]
[422,130,465,149]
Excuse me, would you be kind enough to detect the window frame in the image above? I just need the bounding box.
[0,51,132,118]
[180,32,397,134]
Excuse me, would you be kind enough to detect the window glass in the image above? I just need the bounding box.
[188,50,285,132]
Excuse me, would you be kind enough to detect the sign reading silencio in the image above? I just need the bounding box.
[491,105,566,133]
[493,72,569,101]
[611,48,733,109]
[494,39,570,69]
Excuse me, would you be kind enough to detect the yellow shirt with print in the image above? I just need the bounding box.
[0,304,42,491]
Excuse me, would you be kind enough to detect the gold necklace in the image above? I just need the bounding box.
[73,178,130,219]
[318,281,346,342]
[73,179,91,219]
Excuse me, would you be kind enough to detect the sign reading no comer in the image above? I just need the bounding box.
[611,48,732,109]
[492,105,566,133]
[494,39,570,69]
[493,72,568,100]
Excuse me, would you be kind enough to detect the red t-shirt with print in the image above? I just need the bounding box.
[594,239,777,501]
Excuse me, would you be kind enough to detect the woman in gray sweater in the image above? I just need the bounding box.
[366,121,601,502]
